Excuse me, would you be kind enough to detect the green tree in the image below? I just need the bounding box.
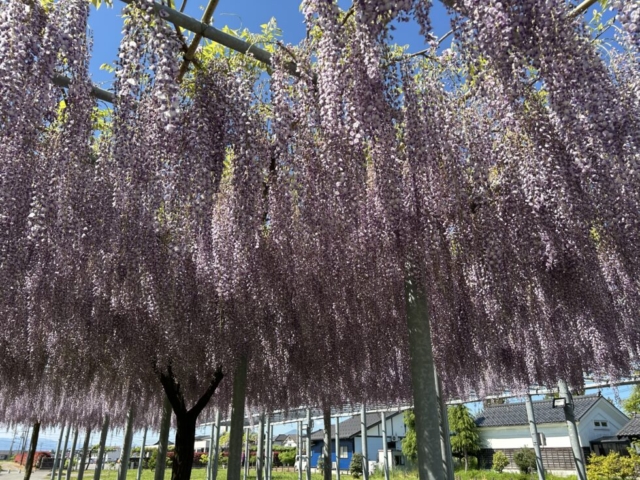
[623,384,640,415]
[492,451,510,473]
[349,453,363,478]
[447,405,480,471]
[401,410,417,464]
[513,448,536,474]
[278,449,296,466]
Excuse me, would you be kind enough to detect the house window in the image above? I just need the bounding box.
[339,446,348,458]
[594,421,608,428]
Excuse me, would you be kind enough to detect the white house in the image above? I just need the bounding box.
[475,395,629,475]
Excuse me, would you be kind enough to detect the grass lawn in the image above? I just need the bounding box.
[68,468,576,480]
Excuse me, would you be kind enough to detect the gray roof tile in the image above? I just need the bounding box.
[310,413,399,441]
[617,414,640,437]
[475,395,602,427]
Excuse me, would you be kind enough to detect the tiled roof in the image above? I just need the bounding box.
[617,414,640,436]
[475,395,602,427]
[310,413,399,441]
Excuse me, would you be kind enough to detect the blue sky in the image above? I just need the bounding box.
[87,0,453,89]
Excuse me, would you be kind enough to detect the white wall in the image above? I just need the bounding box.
[480,424,571,449]
[577,399,629,446]
[479,398,630,450]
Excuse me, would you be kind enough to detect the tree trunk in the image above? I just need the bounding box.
[24,421,40,480]
[463,451,468,472]
[159,364,224,480]
[322,409,331,480]
[172,414,197,480]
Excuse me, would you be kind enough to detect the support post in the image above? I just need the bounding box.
[136,427,147,480]
[154,397,171,480]
[297,421,302,480]
[118,408,135,480]
[435,373,454,480]
[265,419,272,480]
[24,421,41,480]
[305,410,311,480]
[257,415,265,480]
[227,357,248,480]
[525,395,545,480]
[558,380,587,480]
[20,428,29,465]
[9,427,18,459]
[405,278,444,480]
[94,416,110,480]
[211,410,221,480]
[360,405,368,480]
[52,423,66,480]
[335,418,340,480]
[65,429,79,480]
[77,428,92,480]
[380,413,389,480]
[58,426,71,480]
[243,428,250,480]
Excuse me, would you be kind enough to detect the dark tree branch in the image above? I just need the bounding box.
[188,367,224,417]
[158,363,188,416]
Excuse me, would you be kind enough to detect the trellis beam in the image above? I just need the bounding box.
[119,0,299,77]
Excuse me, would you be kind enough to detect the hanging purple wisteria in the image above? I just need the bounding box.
[0,0,639,479]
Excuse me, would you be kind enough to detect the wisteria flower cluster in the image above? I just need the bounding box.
[0,0,638,447]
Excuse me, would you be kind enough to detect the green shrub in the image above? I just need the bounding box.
[492,451,509,473]
[350,453,363,478]
[587,452,636,479]
[512,448,536,474]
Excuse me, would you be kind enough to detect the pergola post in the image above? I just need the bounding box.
[335,417,341,480]
[297,421,303,480]
[558,380,587,480]
[117,408,135,480]
[57,426,71,480]
[436,373,454,480]
[405,278,444,480]
[305,410,311,480]
[227,357,248,480]
[380,413,389,480]
[243,427,250,480]
[154,397,171,480]
[94,415,110,480]
[257,415,265,480]
[360,405,368,480]
[77,428,92,480]
[136,427,147,480]
[52,422,66,480]
[265,417,272,480]
[65,429,79,480]
[23,421,41,480]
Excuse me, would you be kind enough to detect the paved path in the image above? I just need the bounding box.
[0,465,50,480]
